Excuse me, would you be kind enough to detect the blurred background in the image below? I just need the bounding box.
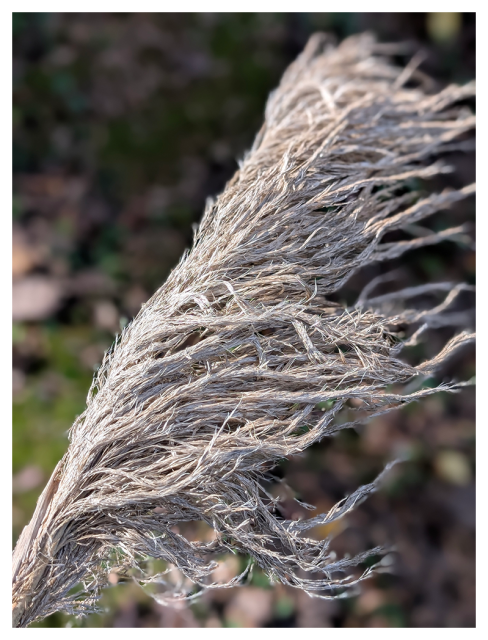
[12,13,475,628]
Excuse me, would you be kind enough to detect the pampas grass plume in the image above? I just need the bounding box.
[12,33,475,627]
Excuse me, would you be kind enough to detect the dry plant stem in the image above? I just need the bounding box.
[11,463,62,627]
[12,33,475,627]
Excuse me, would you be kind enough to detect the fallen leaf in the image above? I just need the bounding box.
[12,277,63,321]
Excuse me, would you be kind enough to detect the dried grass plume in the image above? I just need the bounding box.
[12,32,475,627]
